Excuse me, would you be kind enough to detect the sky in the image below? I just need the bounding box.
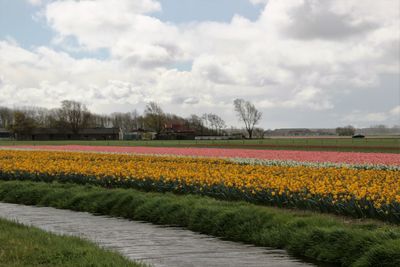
[0,0,399,129]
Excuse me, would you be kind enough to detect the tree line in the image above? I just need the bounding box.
[0,99,263,138]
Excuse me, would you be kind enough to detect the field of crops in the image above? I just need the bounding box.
[3,145,400,165]
[0,136,399,153]
[1,148,399,222]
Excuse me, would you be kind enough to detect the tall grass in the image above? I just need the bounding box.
[0,180,399,266]
[0,218,144,267]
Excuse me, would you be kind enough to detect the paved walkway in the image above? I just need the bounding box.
[0,203,313,267]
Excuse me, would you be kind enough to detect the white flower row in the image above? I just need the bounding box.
[229,158,400,171]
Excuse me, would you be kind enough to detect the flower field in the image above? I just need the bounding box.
[0,149,399,222]
[4,145,400,165]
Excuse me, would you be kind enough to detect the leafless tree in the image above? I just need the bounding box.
[202,113,226,135]
[25,107,53,127]
[110,112,134,132]
[233,98,262,139]
[144,102,165,134]
[88,114,112,128]
[0,107,13,128]
[58,100,91,134]
[131,109,141,129]
[253,127,265,139]
[10,111,36,138]
[188,114,204,134]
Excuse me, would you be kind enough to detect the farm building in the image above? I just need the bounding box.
[195,134,244,140]
[120,128,156,140]
[156,123,196,140]
[0,128,12,139]
[265,128,337,137]
[15,128,120,141]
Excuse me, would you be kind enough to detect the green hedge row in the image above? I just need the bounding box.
[0,180,399,267]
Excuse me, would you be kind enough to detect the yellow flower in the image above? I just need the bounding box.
[0,150,398,211]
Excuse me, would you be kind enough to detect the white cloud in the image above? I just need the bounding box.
[342,106,400,127]
[390,106,400,116]
[365,112,388,122]
[1,0,399,127]
[45,0,174,62]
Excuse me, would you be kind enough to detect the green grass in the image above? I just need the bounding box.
[0,137,399,153]
[0,180,399,267]
[0,218,145,267]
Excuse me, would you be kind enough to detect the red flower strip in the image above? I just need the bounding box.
[4,145,400,166]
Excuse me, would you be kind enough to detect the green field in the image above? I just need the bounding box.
[0,137,399,153]
[0,218,144,267]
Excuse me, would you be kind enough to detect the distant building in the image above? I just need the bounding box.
[195,133,244,140]
[120,128,155,140]
[0,128,12,139]
[15,128,120,141]
[157,123,196,140]
[264,128,337,137]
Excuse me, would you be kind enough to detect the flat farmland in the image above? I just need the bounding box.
[0,136,399,153]
[1,144,399,265]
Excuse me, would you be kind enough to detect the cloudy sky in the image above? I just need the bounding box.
[0,0,399,129]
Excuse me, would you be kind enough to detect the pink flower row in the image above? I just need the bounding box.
[5,145,400,166]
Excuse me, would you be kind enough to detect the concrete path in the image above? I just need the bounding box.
[0,203,313,267]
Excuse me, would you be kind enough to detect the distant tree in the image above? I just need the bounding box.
[253,127,265,139]
[210,114,226,135]
[335,125,355,136]
[165,113,186,127]
[10,111,36,138]
[25,107,53,128]
[187,114,205,135]
[201,113,210,132]
[88,114,112,128]
[0,107,13,128]
[131,109,140,130]
[202,113,226,135]
[233,99,262,139]
[57,100,90,134]
[144,102,165,134]
[110,112,135,132]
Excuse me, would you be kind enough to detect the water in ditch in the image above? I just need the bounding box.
[0,203,314,267]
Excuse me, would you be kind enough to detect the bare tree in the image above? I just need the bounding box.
[188,114,204,134]
[253,127,265,139]
[210,114,226,135]
[131,109,140,129]
[10,111,36,139]
[88,114,112,128]
[0,107,13,128]
[233,99,262,139]
[25,107,52,128]
[202,113,226,135]
[58,100,90,134]
[144,102,165,134]
[110,112,135,132]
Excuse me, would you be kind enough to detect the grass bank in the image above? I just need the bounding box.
[0,218,144,267]
[0,181,399,267]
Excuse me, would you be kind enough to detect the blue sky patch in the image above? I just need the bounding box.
[154,0,262,23]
